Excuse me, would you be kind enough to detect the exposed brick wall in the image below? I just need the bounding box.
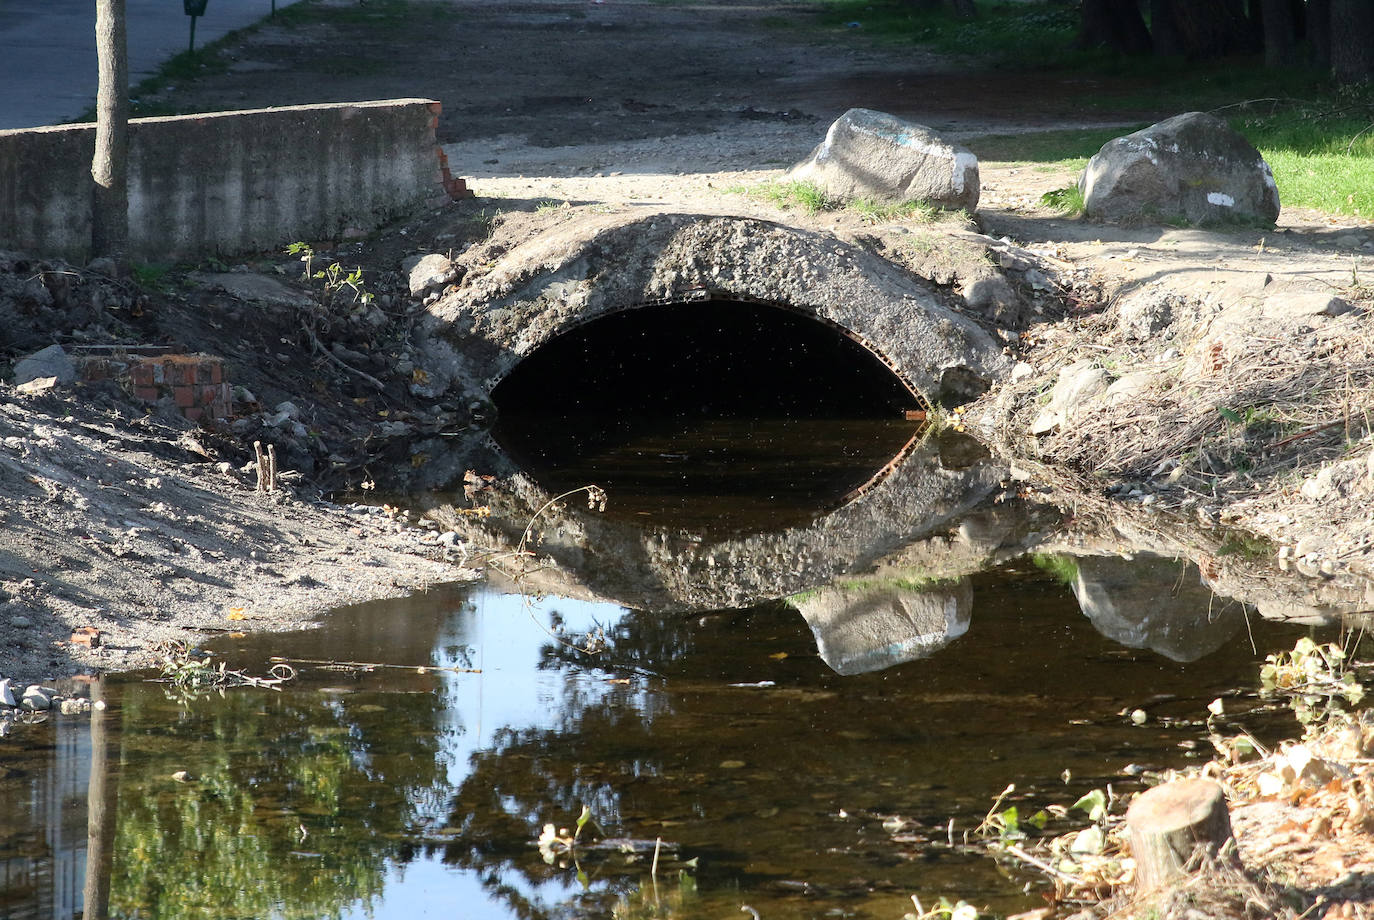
[79,351,232,423]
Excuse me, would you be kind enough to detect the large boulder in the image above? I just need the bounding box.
[1079,112,1280,225]
[13,344,76,386]
[788,108,980,211]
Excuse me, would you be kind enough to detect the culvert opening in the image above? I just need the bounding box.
[489,300,928,534]
[492,299,923,420]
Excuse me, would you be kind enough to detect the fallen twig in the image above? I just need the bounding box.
[269,655,481,674]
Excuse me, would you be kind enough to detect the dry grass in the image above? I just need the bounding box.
[1040,312,1374,482]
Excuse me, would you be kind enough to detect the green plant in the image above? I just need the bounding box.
[130,262,174,291]
[905,895,982,920]
[1260,636,1365,729]
[975,783,1047,842]
[286,241,375,311]
[1040,185,1085,216]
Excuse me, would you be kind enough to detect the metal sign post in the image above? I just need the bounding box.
[184,0,209,52]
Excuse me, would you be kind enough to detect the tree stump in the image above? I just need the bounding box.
[1126,778,1238,893]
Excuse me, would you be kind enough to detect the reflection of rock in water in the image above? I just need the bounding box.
[795,577,972,675]
[1071,554,1245,662]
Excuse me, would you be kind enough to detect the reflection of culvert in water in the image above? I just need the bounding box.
[490,298,930,534]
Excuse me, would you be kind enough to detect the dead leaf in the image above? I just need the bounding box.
[227,608,247,621]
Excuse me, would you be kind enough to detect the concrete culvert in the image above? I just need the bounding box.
[416,212,1010,413]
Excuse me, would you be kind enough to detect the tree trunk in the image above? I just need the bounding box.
[1126,778,1238,893]
[1164,0,1259,57]
[1149,0,1187,56]
[1078,0,1151,53]
[92,0,129,263]
[1260,0,1297,66]
[1330,0,1374,82]
[1308,0,1332,65]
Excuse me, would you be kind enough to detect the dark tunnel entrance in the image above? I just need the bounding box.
[490,300,928,534]
[492,299,923,419]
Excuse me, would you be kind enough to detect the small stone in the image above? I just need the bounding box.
[0,678,15,708]
[21,685,55,711]
[402,253,458,296]
[1010,362,1035,383]
[8,615,31,629]
[437,531,459,546]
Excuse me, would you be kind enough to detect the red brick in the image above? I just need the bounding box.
[151,362,167,385]
[131,363,155,386]
[174,386,195,408]
[134,386,159,403]
[199,385,219,405]
[183,407,203,422]
[210,363,223,385]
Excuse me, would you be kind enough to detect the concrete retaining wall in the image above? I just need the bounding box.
[0,98,465,263]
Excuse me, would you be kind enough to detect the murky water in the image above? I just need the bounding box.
[0,423,1360,920]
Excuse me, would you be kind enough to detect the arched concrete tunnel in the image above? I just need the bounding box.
[418,214,1011,422]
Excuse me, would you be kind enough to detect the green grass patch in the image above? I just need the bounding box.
[271,0,456,29]
[814,0,1077,66]
[1039,184,1085,216]
[728,179,946,222]
[1030,553,1079,586]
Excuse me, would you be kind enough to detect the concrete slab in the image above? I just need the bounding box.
[0,0,303,130]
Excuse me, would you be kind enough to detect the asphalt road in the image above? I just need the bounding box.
[0,0,301,130]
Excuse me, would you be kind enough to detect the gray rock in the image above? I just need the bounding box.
[13,344,76,386]
[1263,291,1355,320]
[1104,370,1155,405]
[195,271,314,309]
[1031,360,1111,435]
[8,615,31,629]
[86,256,118,277]
[1079,112,1280,225]
[1118,290,1177,341]
[402,253,458,296]
[788,108,980,211]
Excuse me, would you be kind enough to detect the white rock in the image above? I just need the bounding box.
[0,678,15,708]
[21,685,55,711]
